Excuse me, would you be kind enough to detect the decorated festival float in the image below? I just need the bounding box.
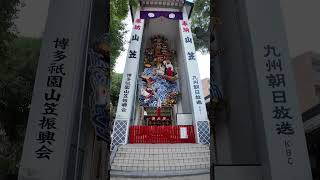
[139,35,180,126]
[111,0,210,147]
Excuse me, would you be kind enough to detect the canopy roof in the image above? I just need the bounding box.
[130,0,194,20]
[140,0,185,7]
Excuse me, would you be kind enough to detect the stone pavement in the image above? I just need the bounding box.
[110,144,210,178]
[110,173,210,180]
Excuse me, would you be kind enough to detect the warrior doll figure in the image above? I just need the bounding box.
[141,84,155,103]
[153,61,165,76]
[141,73,155,85]
[164,59,174,77]
[163,59,178,81]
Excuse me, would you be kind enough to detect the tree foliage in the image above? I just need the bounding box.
[110,71,123,106]
[110,0,127,68]
[110,0,137,107]
[0,0,24,61]
[190,0,210,54]
[0,37,41,140]
[0,37,41,175]
[110,0,135,68]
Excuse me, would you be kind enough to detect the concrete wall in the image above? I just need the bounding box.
[214,0,259,164]
[215,166,262,180]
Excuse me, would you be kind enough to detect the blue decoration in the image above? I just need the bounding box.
[139,68,179,107]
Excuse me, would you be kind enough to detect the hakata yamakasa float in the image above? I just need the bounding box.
[17,0,313,179]
[111,0,210,149]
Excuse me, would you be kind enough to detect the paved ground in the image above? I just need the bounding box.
[110,144,210,179]
[111,173,210,180]
[111,144,210,172]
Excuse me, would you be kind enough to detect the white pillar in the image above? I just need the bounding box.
[111,7,145,149]
[178,7,210,144]
[18,0,92,179]
[243,0,312,179]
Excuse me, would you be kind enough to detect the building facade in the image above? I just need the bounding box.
[292,51,320,179]
[292,51,320,113]
[202,78,210,103]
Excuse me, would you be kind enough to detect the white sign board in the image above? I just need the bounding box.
[244,0,312,179]
[112,7,144,146]
[180,127,188,139]
[179,7,210,143]
[177,113,193,125]
[115,8,144,120]
[178,8,209,123]
[18,0,92,179]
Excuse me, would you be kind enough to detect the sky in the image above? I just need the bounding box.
[15,0,320,63]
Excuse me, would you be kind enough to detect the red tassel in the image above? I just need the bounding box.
[157,107,161,116]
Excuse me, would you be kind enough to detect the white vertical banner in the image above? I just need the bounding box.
[243,0,312,179]
[115,8,144,120]
[18,0,92,179]
[179,7,210,144]
[112,7,144,147]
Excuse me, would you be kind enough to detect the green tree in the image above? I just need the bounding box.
[0,0,24,61]
[0,37,40,140]
[0,37,41,176]
[190,0,210,53]
[109,0,136,108]
[110,71,123,106]
[110,0,138,68]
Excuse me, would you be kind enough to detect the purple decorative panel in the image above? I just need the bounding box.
[140,11,183,20]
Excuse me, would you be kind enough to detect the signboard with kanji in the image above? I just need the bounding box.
[178,7,210,144]
[244,0,312,179]
[115,15,145,120]
[18,0,92,179]
[111,7,145,148]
